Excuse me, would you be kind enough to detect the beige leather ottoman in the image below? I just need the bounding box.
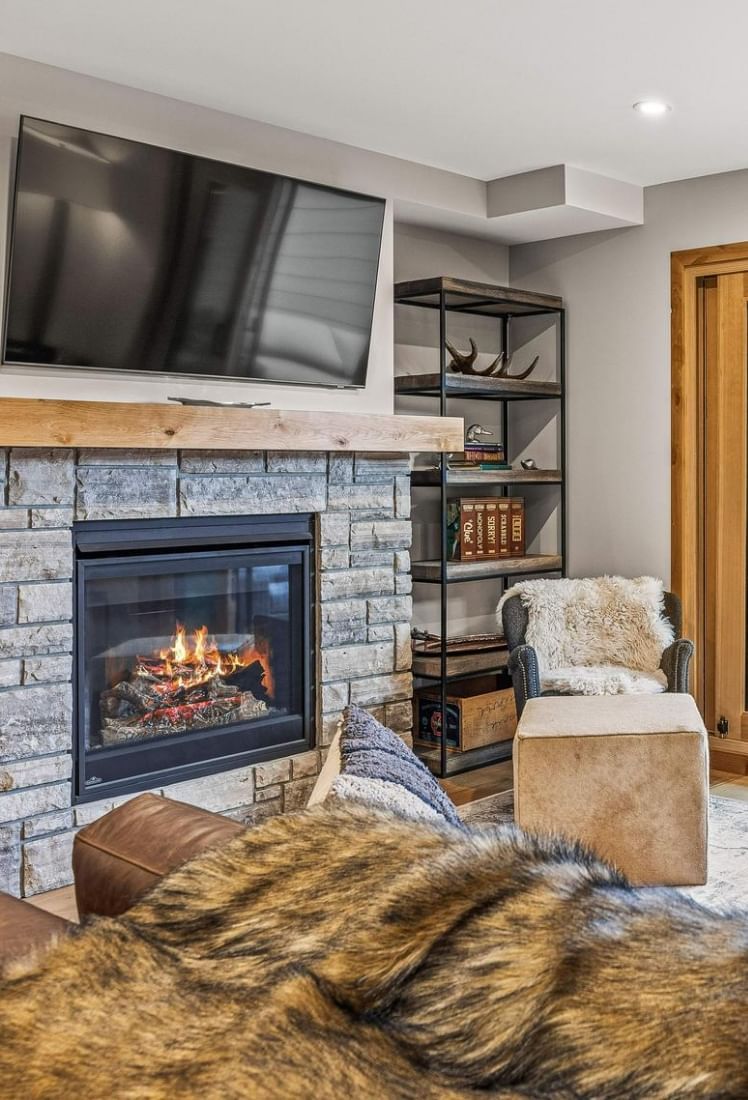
[514,694,708,886]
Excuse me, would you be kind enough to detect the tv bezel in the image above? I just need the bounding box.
[1,114,386,390]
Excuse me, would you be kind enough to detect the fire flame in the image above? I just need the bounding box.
[137,623,273,697]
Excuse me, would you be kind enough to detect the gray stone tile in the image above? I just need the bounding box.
[0,659,22,688]
[179,451,264,473]
[179,475,326,516]
[30,508,74,528]
[366,595,413,624]
[266,453,327,473]
[321,682,349,714]
[282,775,317,812]
[326,483,393,515]
[354,453,411,482]
[385,700,413,733]
[17,582,73,624]
[0,754,72,792]
[23,655,73,684]
[0,509,29,529]
[0,622,73,658]
[328,454,353,484]
[254,759,291,788]
[350,519,412,550]
[291,751,319,779]
[76,466,178,520]
[320,567,395,602]
[8,450,75,506]
[318,513,350,547]
[0,782,70,825]
[0,530,72,583]
[395,476,411,519]
[349,672,413,707]
[78,449,177,466]
[0,683,73,759]
[164,765,255,812]
[321,641,394,682]
[0,823,21,895]
[22,809,74,840]
[0,586,17,625]
[320,599,367,646]
[22,832,75,894]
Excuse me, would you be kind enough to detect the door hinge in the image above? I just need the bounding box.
[717,716,729,737]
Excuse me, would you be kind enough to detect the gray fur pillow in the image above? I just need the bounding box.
[328,705,464,828]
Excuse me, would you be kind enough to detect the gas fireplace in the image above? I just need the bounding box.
[73,514,314,802]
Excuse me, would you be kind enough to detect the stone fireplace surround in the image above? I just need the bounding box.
[0,447,413,897]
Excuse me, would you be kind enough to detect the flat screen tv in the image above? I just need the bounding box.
[2,117,386,388]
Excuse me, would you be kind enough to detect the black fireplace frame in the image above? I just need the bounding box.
[72,513,315,804]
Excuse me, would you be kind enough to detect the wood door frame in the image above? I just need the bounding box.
[672,241,748,765]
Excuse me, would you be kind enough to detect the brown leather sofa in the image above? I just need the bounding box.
[0,793,245,970]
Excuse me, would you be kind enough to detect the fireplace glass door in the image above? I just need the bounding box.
[74,516,313,801]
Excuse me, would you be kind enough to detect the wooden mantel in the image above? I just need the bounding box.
[0,398,463,453]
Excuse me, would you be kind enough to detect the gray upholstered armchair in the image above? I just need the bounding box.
[501,587,694,718]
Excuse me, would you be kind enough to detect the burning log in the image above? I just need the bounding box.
[98,621,276,746]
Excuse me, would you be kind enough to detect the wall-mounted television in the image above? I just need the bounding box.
[2,117,386,388]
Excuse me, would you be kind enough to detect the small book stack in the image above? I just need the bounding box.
[449,441,509,471]
[448,497,525,560]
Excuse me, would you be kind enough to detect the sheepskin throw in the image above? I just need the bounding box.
[498,575,674,695]
[2,802,747,1099]
[328,705,464,826]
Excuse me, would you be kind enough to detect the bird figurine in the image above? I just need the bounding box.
[465,424,494,444]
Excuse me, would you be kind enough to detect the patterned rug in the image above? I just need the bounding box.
[459,793,748,911]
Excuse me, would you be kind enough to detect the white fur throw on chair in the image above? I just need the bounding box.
[497,576,674,695]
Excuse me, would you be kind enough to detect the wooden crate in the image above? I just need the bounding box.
[415,676,517,752]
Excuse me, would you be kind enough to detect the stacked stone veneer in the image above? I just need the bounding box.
[0,447,413,897]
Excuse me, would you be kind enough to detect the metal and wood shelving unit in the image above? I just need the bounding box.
[395,276,566,778]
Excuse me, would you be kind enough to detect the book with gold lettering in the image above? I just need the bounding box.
[509,498,525,556]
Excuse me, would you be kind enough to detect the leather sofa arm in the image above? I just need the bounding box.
[508,644,541,718]
[659,638,694,694]
[73,793,245,918]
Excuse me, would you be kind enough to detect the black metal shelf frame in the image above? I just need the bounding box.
[395,278,566,779]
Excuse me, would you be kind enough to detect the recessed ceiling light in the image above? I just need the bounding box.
[633,99,671,117]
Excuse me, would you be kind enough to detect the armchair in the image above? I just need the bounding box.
[501,583,694,717]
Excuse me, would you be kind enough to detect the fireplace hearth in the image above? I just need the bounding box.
[73,515,314,802]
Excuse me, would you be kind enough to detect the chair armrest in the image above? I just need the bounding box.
[660,638,694,693]
[508,644,541,717]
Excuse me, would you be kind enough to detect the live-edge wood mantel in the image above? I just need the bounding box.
[0,398,463,453]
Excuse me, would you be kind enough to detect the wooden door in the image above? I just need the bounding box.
[701,271,748,739]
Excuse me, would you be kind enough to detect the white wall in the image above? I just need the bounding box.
[510,168,748,584]
[0,54,481,415]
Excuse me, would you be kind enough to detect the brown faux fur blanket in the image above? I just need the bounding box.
[1,803,747,1099]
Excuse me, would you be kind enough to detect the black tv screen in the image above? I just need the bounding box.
[3,117,385,388]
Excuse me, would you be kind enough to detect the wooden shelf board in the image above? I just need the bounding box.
[0,398,463,453]
[412,467,562,486]
[395,373,562,400]
[395,276,563,316]
[417,738,514,777]
[411,554,563,582]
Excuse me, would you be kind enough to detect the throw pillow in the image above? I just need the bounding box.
[320,705,463,828]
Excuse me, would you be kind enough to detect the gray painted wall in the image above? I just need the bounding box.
[510,168,748,584]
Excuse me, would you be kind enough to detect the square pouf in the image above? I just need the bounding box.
[514,694,709,886]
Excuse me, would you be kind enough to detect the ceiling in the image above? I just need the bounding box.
[3,0,748,188]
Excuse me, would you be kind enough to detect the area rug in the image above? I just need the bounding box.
[460,793,748,911]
